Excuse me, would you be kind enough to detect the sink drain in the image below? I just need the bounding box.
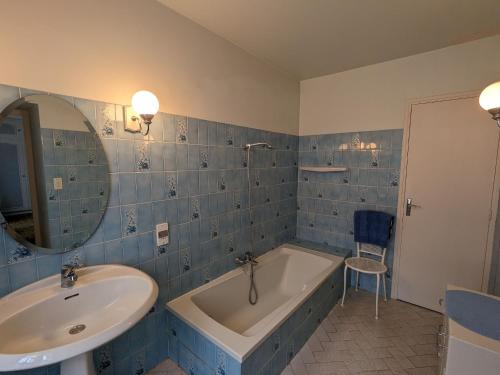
[69,324,86,335]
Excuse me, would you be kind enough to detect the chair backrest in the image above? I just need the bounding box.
[353,210,393,249]
[356,242,387,265]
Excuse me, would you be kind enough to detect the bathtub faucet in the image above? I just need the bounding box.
[235,252,258,266]
[236,252,259,305]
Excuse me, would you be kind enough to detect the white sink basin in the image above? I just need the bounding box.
[0,264,158,374]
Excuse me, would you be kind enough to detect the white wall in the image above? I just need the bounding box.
[300,35,500,135]
[27,95,88,131]
[0,0,299,135]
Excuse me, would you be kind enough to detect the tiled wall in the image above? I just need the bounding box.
[297,130,402,294]
[41,128,109,249]
[0,84,298,375]
[0,83,404,374]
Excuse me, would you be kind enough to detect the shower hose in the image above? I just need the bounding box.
[247,145,258,306]
[249,261,258,305]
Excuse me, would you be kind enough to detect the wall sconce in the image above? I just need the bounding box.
[480,81,500,128]
[124,90,159,136]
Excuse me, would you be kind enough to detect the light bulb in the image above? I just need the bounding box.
[131,90,159,115]
[479,82,500,111]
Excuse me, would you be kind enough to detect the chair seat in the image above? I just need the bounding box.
[345,257,387,274]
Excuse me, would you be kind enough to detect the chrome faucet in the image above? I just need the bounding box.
[235,251,258,266]
[235,251,259,305]
[61,264,80,288]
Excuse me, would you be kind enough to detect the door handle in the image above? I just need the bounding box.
[406,198,421,216]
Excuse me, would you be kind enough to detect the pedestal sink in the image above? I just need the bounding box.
[0,264,158,374]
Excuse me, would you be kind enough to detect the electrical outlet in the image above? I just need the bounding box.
[156,223,169,246]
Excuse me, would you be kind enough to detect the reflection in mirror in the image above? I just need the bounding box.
[0,95,109,253]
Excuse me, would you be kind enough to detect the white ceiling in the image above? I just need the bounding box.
[157,0,500,79]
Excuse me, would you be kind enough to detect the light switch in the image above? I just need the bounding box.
[156,223,169,246]
[53,177,63,190]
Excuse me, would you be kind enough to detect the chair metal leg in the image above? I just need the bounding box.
[375,274,380,319]
[341,265,348,307]
[355,271,359,291]
[382,273,387,302]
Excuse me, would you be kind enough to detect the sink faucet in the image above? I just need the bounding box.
[61,264,80,288]
[235,251,258,265]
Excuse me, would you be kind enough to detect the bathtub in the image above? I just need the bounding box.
[167,243,345,364]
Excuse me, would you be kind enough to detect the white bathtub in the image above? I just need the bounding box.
[167,243,344,361]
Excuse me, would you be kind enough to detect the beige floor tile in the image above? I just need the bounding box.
[407,355,438,368]
[410,344,437,356]
[290,351,309,374]
[315,324,332,341]
[384,356,415,370]
[309,331,326,352]
[300,343,318,364]
[362,347,393,359]
[305,362,350,374]
[405,367,438,375]
[147,359,184,374]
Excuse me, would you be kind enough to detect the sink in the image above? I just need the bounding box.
[0,264,158,374]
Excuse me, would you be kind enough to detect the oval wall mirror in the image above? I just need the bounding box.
[0,94,109,254]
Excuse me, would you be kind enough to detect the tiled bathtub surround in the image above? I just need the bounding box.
[297,130,403,294]
[167,249,346,375]
[0,83,298,375]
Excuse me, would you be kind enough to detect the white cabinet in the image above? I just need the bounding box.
[441,287,500,375]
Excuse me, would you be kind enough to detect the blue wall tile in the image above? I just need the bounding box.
[136,173,152,203]
[118,173,137,205]
[164,143,177,171]
[34,127,110,250]
[105,239,123,264]
[150,142,164,171]
[0,266,10,297]
[296,130,402,294]
[163,114,176,143]
[0,83,299,375]
[103,206,122,241]
[117,140,135,172]
[8,259,38,290]
[36,255,62,278]
[85,243,105,265]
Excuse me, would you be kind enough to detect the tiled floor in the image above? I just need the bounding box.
[147,358,185,375]
[147,290,442,375]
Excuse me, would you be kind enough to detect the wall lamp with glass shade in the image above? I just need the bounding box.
[480,81,500,128]
[123,90,159,136]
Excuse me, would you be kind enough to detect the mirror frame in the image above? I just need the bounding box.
[0,94,110,255]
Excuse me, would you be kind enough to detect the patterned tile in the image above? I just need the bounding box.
[0,83,298,375]
[297,130,402,294]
